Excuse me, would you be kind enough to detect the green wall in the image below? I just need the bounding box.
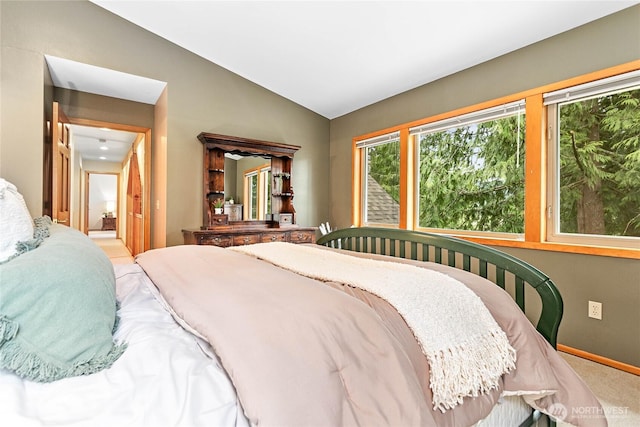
[0,0,330,247]
[1,1,638,366]
[329,5,640,366]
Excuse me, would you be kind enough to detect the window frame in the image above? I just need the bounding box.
[352,60,640,259]
[544,72,640,250]
[243,163,271,221]
[357,132,402,228]
[411,100,527,239]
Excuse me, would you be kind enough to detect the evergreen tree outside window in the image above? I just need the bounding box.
[412,101,525,235]
[352,65,639,255]
[546,71,640,248]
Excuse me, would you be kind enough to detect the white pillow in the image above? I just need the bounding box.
[0,178,34,262]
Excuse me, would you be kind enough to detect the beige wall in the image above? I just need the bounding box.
[329,6,640,365]
[0,0,330,248]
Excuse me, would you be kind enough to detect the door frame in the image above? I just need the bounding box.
[68,117,151,252]
[84,171,120,236]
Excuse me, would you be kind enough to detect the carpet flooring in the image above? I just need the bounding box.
[558,352,639,427]
[89,232,134,264]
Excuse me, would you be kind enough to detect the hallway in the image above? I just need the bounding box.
[89,231,134,264]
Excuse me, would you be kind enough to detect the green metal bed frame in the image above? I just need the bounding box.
[317,227,563,427]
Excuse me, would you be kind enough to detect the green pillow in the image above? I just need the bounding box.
[0,224,125,382]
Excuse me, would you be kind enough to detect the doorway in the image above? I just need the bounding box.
[66,119,151,256]
[87,172,118,238]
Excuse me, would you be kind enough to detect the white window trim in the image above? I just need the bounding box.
[258,166,271,219]
[543,69,640,105]
[356,131,400,149]
[243,171,258,220]
[360,132,401,226]
[545,86,640,250]
[411,101,526,238]
[410,100,525,135]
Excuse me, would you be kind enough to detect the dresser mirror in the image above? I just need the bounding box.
[224,154,271,221]
[197,132,300,229]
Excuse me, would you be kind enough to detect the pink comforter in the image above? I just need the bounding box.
[135,244,606,427]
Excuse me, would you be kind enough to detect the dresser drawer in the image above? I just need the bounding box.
[199,234,233,247]
[233,234,262,246]
[289,230,315,244]
[261,232,289,243]
[210,214,228,226]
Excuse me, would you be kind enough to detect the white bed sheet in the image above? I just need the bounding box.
[475,395,533,426]
[0,264,248,427]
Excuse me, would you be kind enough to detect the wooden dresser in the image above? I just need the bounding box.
[183,222,316,248]
[101,217,116,231]
[187,133,316,248]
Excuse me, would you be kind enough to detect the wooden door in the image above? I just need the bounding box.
[126,152,143,256]
[51,102,71,225]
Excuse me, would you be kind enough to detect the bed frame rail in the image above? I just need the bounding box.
[316,227,563,348]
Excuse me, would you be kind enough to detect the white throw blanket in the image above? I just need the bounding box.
[232,242,516,411]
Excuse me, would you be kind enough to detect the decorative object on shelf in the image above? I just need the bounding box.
[103,201,115,218]
[278,213,293,226]
[211,198,225,215]
[273,172,291,195]
[274,175,282,194]
[224,203,243,221]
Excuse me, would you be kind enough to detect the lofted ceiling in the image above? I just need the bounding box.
[46,1,639,162]
[86,0,638,119]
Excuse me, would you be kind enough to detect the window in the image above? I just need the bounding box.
[245,172,258,220]
[411,101,525,236]
[545,70,640,249]
[352,63,639,256]
[262,166,271,217]
[357,132,400,226]
[243,164,271,220]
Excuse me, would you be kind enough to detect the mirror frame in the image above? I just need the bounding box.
[197,132,300,227]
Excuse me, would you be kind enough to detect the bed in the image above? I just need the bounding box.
[0,220,607,427]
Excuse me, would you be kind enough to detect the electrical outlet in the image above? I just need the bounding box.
[588,301,602,320]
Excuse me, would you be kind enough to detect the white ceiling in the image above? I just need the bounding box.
[46,0,638,161]
[84,0,638,119]
[70,124,138,163]
[46,55,167,105]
